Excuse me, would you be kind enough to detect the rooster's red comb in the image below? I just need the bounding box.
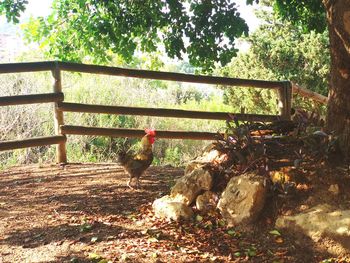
[145,128,156,137]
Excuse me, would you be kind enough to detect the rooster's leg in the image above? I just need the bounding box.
[127,178,134,189]
[135,178,141,189]
[127,177,141,190]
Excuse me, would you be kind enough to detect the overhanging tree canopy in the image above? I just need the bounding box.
[2,0,249,71]
[272,0,326,33]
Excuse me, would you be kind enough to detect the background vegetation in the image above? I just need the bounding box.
[0,57,237,168]
[218,4,329,114]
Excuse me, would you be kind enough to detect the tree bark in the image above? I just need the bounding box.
[323,0,350,160]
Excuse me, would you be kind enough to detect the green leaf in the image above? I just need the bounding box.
[88,252,102,260]
[196,215,203,222]
[217,219,226,227]
[204,221,213,230]
[227,229,237,236]
[269,229,281,236]
[79,223,92,232]
[245,247,257,257]
[321,259,335,263]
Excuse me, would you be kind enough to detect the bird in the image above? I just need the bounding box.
[117,128,156,189]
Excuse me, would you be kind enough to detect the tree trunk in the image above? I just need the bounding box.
[323,0,350,161]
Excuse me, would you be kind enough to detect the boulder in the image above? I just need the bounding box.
[217,173,268,226]
[196,191,218,212]
[276,204,350,253]
[184,161,206,175]
[171,168,212,205]
[197,148,224,163]
[153,195,193,221]
[184,144,228,175]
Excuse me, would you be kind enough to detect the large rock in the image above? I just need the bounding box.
[171,168,212,205]
[196,191,218,212]
[276,204,350,254]
[184,161,206,175]
[217,173,268,226]
[153,195,194,221]
[184,144,228,175]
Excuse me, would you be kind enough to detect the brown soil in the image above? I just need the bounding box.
[0,163,349,263]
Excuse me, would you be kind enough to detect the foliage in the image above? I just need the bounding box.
[0,0,27,23]
[172,86,207,104]
[272,0,326,33]
[163,147,182,166]
[12,0,249,72]
[219,8,329,114]
[248,21,329,95]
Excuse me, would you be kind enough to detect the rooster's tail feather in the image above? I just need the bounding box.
[116,139,132,165]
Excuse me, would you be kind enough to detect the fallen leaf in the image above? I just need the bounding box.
[91,236,98,243]
[79,223,92,232]
[121,254,130,261]
[269,230,281,236]
[217,219,226,227]
[204,221,213,230]
[275,237,284,244]
[88,252,102,260]
[147,237,159,243]
[233,251,241,257]
[196,215,203,222]
[201,253,210,259]
[245,247,256,257]
[210,256,218,261]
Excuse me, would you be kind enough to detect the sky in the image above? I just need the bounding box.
[22,0,52,17]
[235,0,261,32]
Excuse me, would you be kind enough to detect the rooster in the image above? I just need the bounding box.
[117,129,156,189]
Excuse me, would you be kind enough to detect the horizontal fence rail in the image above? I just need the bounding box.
[61,125,218,140]
[0,61,287,88]
[0,93,64,106]
[0,135,66,151]
[58,102,280,122]
[0,61,55,73]
[58,62,286,89]
[292,83,328,104]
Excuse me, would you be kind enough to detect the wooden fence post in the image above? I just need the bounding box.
[52,62,67,163]
[277,81,292,120]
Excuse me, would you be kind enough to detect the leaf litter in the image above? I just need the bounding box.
[0,138,349,263]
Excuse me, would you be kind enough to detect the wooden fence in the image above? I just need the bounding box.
[0,61,321,164]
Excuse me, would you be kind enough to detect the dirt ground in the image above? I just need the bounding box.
[0,163,349,263]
